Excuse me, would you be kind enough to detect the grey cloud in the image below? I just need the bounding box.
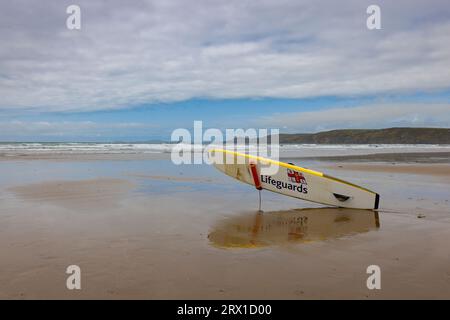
[0,120,157,138]
[1,0,450,112]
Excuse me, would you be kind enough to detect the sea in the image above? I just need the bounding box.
[1,142,449,158]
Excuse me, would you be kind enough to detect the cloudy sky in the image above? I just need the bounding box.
[1,0,449,141]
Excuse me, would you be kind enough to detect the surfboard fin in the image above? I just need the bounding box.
[333,193,351,202]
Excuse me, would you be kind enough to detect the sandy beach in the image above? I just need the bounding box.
[3,0,450,304]
[0,148,449,299]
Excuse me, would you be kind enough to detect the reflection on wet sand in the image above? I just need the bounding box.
[208,208,380,248]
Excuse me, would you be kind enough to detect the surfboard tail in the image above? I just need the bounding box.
[374,193,380,210]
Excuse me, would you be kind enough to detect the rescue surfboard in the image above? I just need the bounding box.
[209,149,379,210]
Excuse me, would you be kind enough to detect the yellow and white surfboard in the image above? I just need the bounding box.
[209,149,379,210]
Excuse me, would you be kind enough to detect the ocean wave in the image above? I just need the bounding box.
[0,142,449,155]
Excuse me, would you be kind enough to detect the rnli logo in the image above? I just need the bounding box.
[287,169,307,185]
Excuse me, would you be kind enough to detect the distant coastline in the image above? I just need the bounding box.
[277,128,450,144]
[1,127,450,145]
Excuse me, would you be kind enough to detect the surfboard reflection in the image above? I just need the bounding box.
[208,208,380,248]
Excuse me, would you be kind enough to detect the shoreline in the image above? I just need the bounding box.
[1,150,450,163]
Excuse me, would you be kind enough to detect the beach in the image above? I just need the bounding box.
[0,145,449,299]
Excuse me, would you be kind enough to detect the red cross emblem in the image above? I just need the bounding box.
[287,169,307,184]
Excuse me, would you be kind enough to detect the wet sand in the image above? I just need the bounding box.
[0,152,449,299]
[324,163,450,182]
